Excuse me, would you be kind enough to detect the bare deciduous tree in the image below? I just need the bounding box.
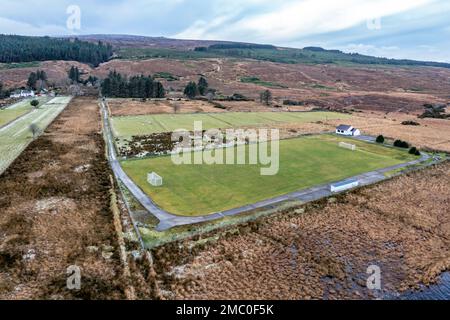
[29,123,41,139]
[260,90,272,106]
[173,103,181,114]
[206,92,215,102]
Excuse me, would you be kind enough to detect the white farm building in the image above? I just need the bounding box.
[336,125,361,136]
[10,90,35,98]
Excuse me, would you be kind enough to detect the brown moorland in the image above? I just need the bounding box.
[0,61,92,88]
[0,97,126,299]
[92,58,450,113]
[152,161,450,300]
[2,57,449,114]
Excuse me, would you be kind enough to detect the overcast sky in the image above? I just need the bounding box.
[1,0,449,62]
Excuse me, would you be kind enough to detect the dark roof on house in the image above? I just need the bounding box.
[336,125,352,131]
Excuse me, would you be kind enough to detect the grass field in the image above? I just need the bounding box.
[120,134,415,216]
[111,111,352,138]
[240,76,288,88]
[0,96,72,174]
[0,97,50,127]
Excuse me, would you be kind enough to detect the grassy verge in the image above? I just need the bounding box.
[0,61,40,70]
[240,76,288,88]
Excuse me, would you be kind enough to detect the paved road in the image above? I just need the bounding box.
[353,135,376,143]
[101,101,436,231]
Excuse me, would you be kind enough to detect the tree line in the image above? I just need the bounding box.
[195,43,276,51]
[183,76,209,98]
[101,71,165,98]
[0,81,8,98]
[27,70,47,90]
[0,35,113,67]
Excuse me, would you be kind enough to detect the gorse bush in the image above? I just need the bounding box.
[394,139,409,148]
[409,147,421,156]
[376,135,385,144]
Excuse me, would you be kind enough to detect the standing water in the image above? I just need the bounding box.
[398,272,450,300]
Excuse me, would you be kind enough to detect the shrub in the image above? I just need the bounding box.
[30,99,39,108]
[283,99,304,106]
[376,135,385,143]
[394,139,409,148]
[183,81,198,99]
[409,147,421,156]
[401,120,420,126]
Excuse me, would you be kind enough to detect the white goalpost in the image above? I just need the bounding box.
[147,172,163,186]
[339,142,356,151]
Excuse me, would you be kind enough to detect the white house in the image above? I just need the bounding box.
[336,124,361,136]
[10,90,35,98]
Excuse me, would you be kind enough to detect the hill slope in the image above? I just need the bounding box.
[75,34,450,69]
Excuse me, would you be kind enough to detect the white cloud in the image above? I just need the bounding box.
[0,17,67,36]
[174,0,434,42]
[339,43,450,62]
[340,44,400,57]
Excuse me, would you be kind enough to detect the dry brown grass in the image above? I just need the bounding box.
[151,162,450,300]
[325,111,450,152]
[0,98,125,299]
[108,98,317,117]
[2,57,448,114]
[0,61,92,88]
[109,98,227,116]
[92,58,450,113]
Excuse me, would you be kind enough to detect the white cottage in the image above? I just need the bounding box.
[10,90,35,98]
[336,125,361,136]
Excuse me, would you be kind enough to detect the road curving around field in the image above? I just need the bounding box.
[101,100,439,232]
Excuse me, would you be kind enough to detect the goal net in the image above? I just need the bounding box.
[148,172,163,186]
[339,142,356,151]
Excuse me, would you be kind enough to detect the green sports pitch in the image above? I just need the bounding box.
[120,134,415,216]
[110,111,352,138]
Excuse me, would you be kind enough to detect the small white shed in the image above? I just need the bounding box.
[330,179,359,193]
[147,172,163,187]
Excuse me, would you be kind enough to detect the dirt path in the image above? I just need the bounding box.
[0,97,126,299]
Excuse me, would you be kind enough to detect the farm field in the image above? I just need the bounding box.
[120,134,415,216]
[108,98,228,116]
[110,111,352,138]
[0,97,50,127]
[0,96,71,174]
[0,97,128,299]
